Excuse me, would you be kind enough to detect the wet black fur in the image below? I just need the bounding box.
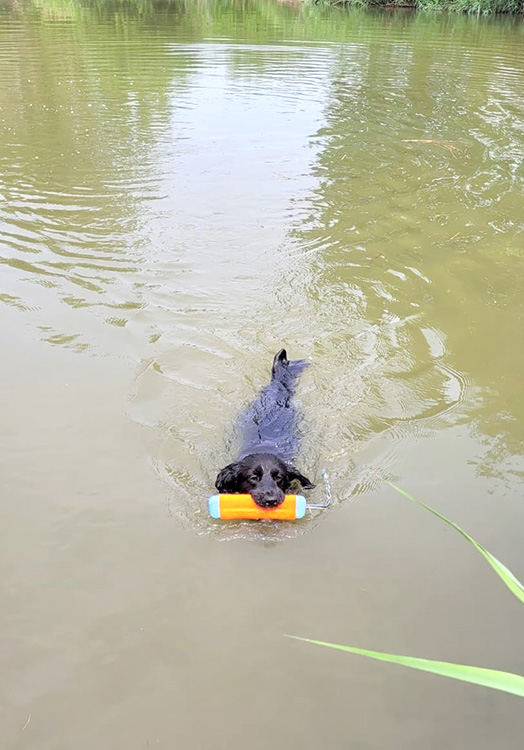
[215,349,314,508]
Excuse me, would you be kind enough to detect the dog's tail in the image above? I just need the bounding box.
[271,348,309,390]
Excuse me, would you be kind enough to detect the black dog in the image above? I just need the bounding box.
[215,349,314,508]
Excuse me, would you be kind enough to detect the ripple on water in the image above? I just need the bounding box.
[1,9,522,538]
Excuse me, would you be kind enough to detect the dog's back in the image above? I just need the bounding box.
[237,349,309,462]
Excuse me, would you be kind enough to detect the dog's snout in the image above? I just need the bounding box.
[252,488,285,509]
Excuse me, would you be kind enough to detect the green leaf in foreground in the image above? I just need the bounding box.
[385,481,524,606]
[286,636,524,698]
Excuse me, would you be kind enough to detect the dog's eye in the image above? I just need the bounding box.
[272,471,283,482]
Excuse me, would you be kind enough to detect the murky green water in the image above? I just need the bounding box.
[1,1,523,747]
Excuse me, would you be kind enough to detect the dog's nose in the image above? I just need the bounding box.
[253,492,284,508]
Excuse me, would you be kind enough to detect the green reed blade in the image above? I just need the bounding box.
[385,481,524,606]
[286,636,524,698]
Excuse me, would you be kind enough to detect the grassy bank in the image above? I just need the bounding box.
[308,0,523,14]
[18,0,524,17]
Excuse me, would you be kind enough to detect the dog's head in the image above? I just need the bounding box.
[215,453,314,508]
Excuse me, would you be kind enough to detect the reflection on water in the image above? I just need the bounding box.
[286,24,524,500]
[1,2,523,538]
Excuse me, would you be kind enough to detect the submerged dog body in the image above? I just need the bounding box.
[215,350,314,508]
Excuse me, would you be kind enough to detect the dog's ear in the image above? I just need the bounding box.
[215,462,244,492]
[285,466,315,491]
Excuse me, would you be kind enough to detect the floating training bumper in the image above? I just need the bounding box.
[208,493,307,521]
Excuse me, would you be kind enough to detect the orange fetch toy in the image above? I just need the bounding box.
[208,493,307,521]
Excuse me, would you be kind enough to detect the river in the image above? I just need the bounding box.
[1,1,523,748]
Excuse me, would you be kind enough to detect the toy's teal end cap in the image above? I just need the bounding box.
[295,495,306,519]
[208,495,221,519]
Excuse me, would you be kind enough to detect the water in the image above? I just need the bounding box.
[1,1,523,747]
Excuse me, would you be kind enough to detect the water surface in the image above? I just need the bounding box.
[1,2,523,748]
